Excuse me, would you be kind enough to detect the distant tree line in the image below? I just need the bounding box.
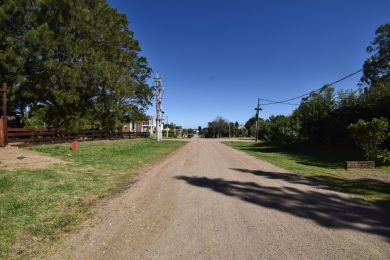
[164,122,184,138]
[245,24,390,164]
[200,116,247,138]
[0,0,152,130]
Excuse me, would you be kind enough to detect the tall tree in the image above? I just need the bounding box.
[361,23,390,86]
[207,116,229,138]
[0,0,34,116]
[0,0,152,130]
[359,23,390,124]
[293,85,335,142]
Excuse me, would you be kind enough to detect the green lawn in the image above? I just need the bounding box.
[225,141,390,203]
[0,139,185,258]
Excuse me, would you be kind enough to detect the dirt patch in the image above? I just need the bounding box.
[0,146,66,170]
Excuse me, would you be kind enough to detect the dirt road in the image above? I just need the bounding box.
[54,138,390,259]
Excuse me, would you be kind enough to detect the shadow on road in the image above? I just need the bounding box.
[237,142,362,169]
[229,168,390,202]
[175,172,390,241]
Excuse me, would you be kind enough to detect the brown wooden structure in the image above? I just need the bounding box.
[0,82,150,147]
[7,128,150,147]
[0,83,7,147]
[345,161,375,170]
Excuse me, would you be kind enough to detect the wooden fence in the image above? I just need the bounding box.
[6,128,150,146]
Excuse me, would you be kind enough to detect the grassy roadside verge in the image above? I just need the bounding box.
[0,139,186,258]
[224,141,390,203]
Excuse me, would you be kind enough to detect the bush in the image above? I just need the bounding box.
[168,130,176,138]
[268,115,301,145]
[348,117,389,159]
[367,149,390,165]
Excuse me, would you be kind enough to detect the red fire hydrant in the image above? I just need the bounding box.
[72,140,79,152]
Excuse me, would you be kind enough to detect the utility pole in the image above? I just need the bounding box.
[254,98,262,142]
[154,73,164,142]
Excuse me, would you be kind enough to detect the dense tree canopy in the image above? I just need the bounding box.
[201,117,245,138]
[293,85,335,142]
[0,0,152,130]
[242,23,390,162]
[361,23,390,86]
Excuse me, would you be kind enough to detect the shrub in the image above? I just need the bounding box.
[268,115,301,145]
[367,149,390,165]
[348,117,389,159]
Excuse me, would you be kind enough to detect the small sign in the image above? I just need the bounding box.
[345,161,375,170]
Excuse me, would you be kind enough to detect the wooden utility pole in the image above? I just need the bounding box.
[254,98,262,142]
[0,83,8,147]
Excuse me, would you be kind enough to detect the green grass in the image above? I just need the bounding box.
[0,139,185,258]
[225,141,390,203]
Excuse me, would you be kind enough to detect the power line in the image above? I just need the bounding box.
[259,98,299,106]
[260,68,363,105]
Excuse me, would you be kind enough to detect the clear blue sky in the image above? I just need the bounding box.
[108,0,390,128]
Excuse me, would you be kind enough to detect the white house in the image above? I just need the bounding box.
[122,116,156,133]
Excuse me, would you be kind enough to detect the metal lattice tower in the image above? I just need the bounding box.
[154,73,164,141]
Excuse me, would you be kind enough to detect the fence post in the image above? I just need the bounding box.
[0,119,4,147]
[1,83,7,147]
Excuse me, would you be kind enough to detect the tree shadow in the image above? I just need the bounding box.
[229,168,390,206]
[175,174,390,241]
[240,142,363,169]
[239,142,285,153]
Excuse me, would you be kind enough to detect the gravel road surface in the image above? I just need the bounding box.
[53,137,390,259]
